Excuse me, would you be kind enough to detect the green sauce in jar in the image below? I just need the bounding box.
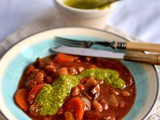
[63,0,111,9]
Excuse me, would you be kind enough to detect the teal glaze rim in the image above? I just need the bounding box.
[0,26,159,120]
[2,39,54,120]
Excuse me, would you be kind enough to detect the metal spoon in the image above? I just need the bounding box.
[97,0,121,8]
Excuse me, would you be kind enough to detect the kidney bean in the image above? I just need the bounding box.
[45,65,55,69]
[25,64,34,75]
[58,67,68,75]
[31,69,40,74]
[69,67,78,75]
[75,59,81,63]
[26,78,37,88]
[57,108,63,115]
[25,74,33,82]
[121,90,130,97]
[103,103,109,111]
[45,65,56,70]
[72,86,80,96]
[45,76,52,84]
[29,80,37,88]
[119,101,125,108]
[80,78,88,84]
[36,72,44,84]
[84,111,101,120]
[109,89,120,96]
[100,99,106,104]
[47,61,54,66]
[128,88,133,94]
[27,74,35,81]
[100,99,109,110]
[78,84,84,91]
[85,57,91,62]
[108,95,118,108]
[101,115,116,120]
[36,57,44,68]
[44,65,56,75]
[85,77,97,89]
[92,100,103,112]
[77,67,84,73]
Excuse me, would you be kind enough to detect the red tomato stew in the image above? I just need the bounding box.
[14,53,136,120]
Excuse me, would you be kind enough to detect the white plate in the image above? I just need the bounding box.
[0,27,159,120]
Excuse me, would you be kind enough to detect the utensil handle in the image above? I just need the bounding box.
[114,42,160,52]
[126,42,160,52]
[124,53,160,65]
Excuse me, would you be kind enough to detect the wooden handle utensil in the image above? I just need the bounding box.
[126,42,160,52]
[124,52,160,65]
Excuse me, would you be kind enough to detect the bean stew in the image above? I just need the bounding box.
[14,53,136,120]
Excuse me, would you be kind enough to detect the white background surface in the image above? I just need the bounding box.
[0,0,160,43]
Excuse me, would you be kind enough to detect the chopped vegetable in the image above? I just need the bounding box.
[64,97,84,120]
[14,89,29,111]
[27,83,45,104]
[54,53,77,63]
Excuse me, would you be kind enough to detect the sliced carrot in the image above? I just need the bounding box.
[54,53,77,63]
[64,97,84,120]
[27,83,45,104]
[14,89,29,111]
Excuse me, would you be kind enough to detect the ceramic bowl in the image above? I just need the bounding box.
[54,0,117,29]
[0,27,159,120]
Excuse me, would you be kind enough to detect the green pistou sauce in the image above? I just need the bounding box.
[63,0,110,9]
[35,68,126,116]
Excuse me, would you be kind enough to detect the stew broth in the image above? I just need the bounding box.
[14,53,136,120]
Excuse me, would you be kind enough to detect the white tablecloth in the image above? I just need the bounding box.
[0,0,160,43]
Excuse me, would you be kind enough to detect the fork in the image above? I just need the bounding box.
[55,36,160,52]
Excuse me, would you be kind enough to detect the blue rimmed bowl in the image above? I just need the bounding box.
[0,27,159,120]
